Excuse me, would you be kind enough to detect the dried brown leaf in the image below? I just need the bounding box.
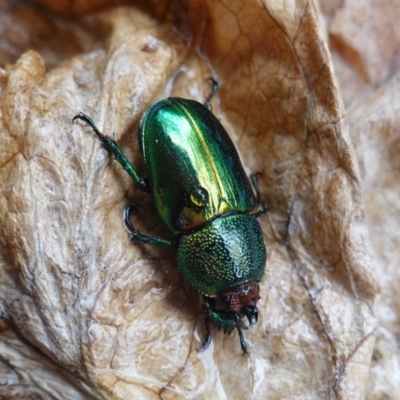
[0,1,377,399]
[319,1,400,399]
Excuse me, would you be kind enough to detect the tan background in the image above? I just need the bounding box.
[0,0,396,399]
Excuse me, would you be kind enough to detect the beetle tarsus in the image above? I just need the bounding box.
[73,112,108,143]
[204,78,219,111]
[124,205,142,240]
[237,326,248,355]
[74,112,150,192]
[124,206,177,247]
[250,173,267,216]
[198,317,212,352]
[200,297,253,352]
[250,173,262,203]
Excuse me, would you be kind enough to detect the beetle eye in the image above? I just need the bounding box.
[190,186,209,208]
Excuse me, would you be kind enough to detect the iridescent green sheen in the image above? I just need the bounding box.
[177,214,266,296]
[140,98,256,233]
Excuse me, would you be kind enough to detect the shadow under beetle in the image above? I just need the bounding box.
[73,80,267,355]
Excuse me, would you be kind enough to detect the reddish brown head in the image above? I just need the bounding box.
[218,281,261,327]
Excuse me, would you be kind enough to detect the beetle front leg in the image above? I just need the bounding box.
[198,316,212,352]
[198,298,235,352]
[124,206,177,247]
[199,297,250,354]
[236,325,248,355]
[207,309,249,355]
[73,113,150,192]
[201,297,249,332]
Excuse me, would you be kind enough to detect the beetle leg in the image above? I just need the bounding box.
[202,305,237,334]
[206,310,235,330]
[204,78,219,111]
[73,112,150,192]
[124,206,177,247]
[198,298,215,351]
[250,173,267,217]
[200,297,250,354]
[236,325,248,355]
[198,316,212,352]
[202,298,234,331]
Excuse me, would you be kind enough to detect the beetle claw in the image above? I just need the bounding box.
[73,112,108,142]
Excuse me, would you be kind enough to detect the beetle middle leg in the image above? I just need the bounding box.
[250,173,267,217]
[198,316,212,352]
[124,206,177,247]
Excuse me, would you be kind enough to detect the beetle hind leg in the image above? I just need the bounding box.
[73,112,149,192]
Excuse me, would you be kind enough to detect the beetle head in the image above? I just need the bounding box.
[218,282,260,327]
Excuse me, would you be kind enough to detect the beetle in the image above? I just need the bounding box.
[73,80,266,354]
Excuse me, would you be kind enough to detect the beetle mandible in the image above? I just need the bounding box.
[73,80,267,354]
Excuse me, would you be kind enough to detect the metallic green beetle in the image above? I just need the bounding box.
[73,82,266,354]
